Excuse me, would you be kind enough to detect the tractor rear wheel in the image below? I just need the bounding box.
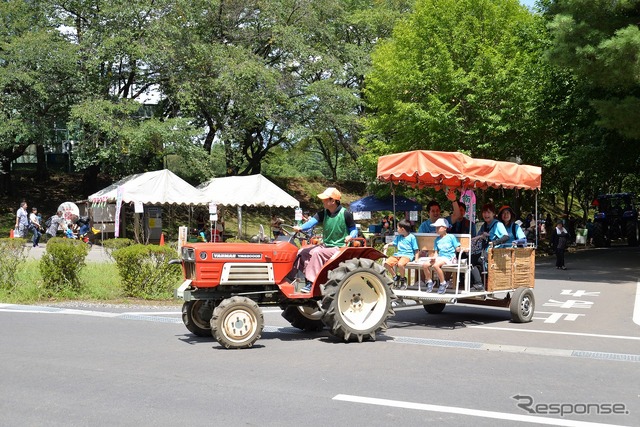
[321,258,395,343]
[281,305,324,331]
[211,296,264,349]
[182,300,213,337]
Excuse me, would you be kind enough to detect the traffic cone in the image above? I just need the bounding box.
[10,229,14,238]
[159,232,165,246]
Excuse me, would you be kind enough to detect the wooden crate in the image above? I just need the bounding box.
[487,247,535,291]
[513,247,535,289]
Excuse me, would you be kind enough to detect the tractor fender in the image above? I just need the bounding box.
[314,246,386,289]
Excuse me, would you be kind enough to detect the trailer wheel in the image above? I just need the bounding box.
[182,300,213,337]
[510,287,535,323]
[423,303,446,314]
[321,258,395,343]
[211,296,264,349]
[281,305,324,331]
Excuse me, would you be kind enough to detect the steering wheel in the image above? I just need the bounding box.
[280,224,313,246]
[279,224,298,236]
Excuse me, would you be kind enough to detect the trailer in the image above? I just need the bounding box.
[376,150,542,322]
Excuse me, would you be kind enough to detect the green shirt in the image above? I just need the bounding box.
[323,207,348,247]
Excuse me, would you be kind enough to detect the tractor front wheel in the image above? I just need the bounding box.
[321,258,395,343]
[211,297,264,349]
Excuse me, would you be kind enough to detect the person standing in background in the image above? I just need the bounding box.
[15,201,29,238]
[270,214,285,239]
[29,207,42,247]
[46,210,67,238]
[552,220,570,270]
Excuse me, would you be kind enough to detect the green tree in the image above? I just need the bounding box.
[546,0,640,140]
[45,0,175,189]
[363,0,547,165]
[69,99,203,178]
[0,1,80,191]
[152,0,410,178]
[544,0,640,195]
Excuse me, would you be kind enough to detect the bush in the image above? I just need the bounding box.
[102,238,135,261]
[112,244,181,299]
[0,238,29,292]
[39,238,90,295]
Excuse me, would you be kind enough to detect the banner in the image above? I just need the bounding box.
[353,211,371,220]
[460,189,476,224]
[115,186,124,238]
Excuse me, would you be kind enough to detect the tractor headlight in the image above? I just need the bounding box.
[182,247,195,261]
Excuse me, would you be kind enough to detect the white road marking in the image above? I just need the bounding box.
[332,394,627,427]
[534,312,585,323]
[0,306,120,318]
[2,304,638,342]
[122,312,181,316]
[470,325,640,341]
[633,281,640,327]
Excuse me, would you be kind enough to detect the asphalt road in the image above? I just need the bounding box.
[2,246,639,426]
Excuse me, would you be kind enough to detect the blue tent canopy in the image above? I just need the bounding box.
[349,195,422,212]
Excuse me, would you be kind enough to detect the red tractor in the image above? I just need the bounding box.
[172,228,395,349]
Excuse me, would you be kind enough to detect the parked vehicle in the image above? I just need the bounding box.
[591,193,639,247]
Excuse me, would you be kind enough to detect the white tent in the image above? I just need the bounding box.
[198,174,300,238]
[88,169,208,205]
[88,169,208,241]
[198,174,299,208]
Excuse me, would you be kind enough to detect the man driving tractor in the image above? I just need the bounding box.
[293,187,358,293]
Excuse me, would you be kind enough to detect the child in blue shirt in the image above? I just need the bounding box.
[383,219,419,289]
[422,218,461,294]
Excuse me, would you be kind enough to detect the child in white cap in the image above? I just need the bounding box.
[422,218,461,294]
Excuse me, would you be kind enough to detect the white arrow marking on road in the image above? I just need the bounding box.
[543,299,594,309]
[634,281,640,327]
[538,312,585,324]
[560,290,601,297]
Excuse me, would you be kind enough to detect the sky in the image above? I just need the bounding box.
[519,0,537,9]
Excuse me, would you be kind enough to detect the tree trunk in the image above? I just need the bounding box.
[35,144,49,179]
[0,160,12,196]
[82,164,101,198]
[203,120,215,154]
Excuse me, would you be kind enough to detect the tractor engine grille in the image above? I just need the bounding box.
[220,263,275,285]
[184,262,196,280]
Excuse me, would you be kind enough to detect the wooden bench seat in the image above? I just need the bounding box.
[405,232,473,293]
